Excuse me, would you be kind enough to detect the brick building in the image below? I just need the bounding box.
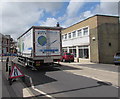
[0,33,16,55]
[62,14,119,64]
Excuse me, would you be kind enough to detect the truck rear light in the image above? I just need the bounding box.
[36,61,40,64]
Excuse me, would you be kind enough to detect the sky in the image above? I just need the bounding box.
[0,0,119,40]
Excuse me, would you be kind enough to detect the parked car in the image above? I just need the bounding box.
[114,52,120,65]
[61,52,74,62]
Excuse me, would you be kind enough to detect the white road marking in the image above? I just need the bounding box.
[25,75,55,99]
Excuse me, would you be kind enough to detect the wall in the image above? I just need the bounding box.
[62,16,98,34]
[90,15,119,63]
[89,27,99,63]
[98,23,119,63]
[62,36,89,47]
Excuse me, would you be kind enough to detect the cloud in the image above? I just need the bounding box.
[60,1,118,28]
[93,1,118,16]
[57,0,85,27]
[2,3,44,38]
[0,1,119,40]
[38,0,85,28]
[66,0,85,17]
[1,2,63,39]
[40,18,58,26]
[83,11,93,18]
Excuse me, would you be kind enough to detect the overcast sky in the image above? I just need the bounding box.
[0,0,119,40]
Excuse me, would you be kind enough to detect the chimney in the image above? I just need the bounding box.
[56,22,60,27]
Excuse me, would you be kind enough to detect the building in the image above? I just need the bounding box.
[0,33,17,55]
[0,33,10,55]
[62,14,119,64]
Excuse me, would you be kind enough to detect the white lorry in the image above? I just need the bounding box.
[17,26,62,69]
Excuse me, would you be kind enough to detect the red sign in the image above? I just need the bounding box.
[9,64,24,79]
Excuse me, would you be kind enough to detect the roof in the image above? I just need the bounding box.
[0,33,10,39]
[63,14,119,30]
[17,26,63,39]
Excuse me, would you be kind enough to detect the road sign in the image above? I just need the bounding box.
[9,64,24,79]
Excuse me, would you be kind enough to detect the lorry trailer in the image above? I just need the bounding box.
[17,26,62,69]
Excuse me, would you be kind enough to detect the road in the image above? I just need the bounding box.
[2,57,119,98]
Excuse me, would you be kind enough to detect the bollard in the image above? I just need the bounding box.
[8,65,11,75]
[8,65,12,85]
[6,57,9,72]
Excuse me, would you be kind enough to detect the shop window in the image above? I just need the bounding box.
[83,27,88,36]
[69,47,76,57]
[79,46,89,58]
[62,47,67,52]
[73,49,76,57]
[69,49,72,53]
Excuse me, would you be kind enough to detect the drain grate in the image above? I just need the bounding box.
[97,81,112,86]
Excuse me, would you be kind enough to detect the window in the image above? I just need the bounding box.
[78,46,89,58]
[77,29,82,36]
[69,47,76,57]
[68,33,71,38]
[83,27,88,36]
[72,31,76,37]
[62,47,67,52]
[64,34,67,39]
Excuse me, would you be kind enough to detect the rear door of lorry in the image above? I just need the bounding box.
[34,28,61,62]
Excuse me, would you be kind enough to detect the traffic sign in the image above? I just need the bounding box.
[9,64,24,79]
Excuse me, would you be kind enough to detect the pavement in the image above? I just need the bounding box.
[60,62,119,88]
[1,56,34,98]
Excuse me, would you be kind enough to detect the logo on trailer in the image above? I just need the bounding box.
[38,36,47,46]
